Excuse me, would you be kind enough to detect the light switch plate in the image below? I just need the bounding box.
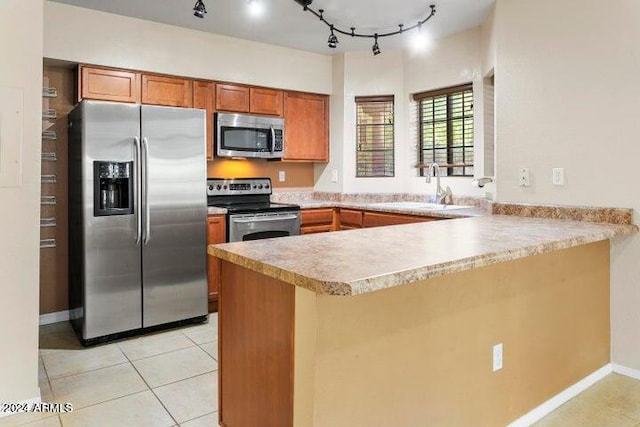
[331,168,338,183]
[278,170,285,182]
[552,168,565,186]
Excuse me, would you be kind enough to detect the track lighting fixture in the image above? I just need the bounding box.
[372,34,381,55]
[293,0,436,56]
[327,25,338,49]
[193,0,207,18]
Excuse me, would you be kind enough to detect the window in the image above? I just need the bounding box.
[355,95,394,177]
[414,84,474,177]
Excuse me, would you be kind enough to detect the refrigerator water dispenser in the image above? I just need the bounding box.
[93,161,133,216]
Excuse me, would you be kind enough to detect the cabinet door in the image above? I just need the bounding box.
[141,74,193,107]
[216,84,250,113]
[193,81,215,160]
[283,92,329,161]
[250,87,283,116]
[300,208,336,234]
[207,215,226,312]
[339,209,363,229]
[363,211,437,228]
[80,66,141,103]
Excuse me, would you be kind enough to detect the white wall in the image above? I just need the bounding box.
[43,1,332,94]
[317,28,490,196]
[0,0,43,404]
[492,0,640,370]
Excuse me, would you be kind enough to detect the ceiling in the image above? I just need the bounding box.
[48,0,495,55]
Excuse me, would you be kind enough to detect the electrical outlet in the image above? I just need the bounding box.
[519,168,530,187]
[552,168,565,186]
[331,168,338,183]
[278,171,285,182]
[493,343,503,372]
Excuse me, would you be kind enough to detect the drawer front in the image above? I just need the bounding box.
[301,224,333,235]
[363,211,436,228]
[340,209,363,227]
[300,208,334,226]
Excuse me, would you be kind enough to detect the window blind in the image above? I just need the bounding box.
[355,95,394,177]
[414,84,474,177]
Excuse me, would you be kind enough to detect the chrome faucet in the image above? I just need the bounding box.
[425,163,452,204]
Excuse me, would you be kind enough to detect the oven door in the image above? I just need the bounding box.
[228,211,300,242]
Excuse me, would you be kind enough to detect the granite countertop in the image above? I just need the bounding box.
[209,215,636,296]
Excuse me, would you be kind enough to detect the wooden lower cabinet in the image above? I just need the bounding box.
[300,208,336,234]
[362,211,439,228]
[206,215,226,312]
[339,209,363,230]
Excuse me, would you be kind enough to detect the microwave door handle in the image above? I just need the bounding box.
[233,215,299,223]
[270,126,275,153]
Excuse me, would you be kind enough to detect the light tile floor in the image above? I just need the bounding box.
[3,316,640,426]
[1,315,218,427]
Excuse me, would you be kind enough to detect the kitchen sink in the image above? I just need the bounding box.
[368,202,473,210]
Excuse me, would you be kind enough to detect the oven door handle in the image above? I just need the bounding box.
[232,215,299,224]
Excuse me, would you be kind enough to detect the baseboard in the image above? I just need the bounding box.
[613,363,640,380]
[0,394,41,419]
[506,363,613,427]
[39,310,70,325]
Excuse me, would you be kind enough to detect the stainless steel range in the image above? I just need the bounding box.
[207,178,300,242]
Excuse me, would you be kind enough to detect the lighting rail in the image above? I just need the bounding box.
[293,0,436,55]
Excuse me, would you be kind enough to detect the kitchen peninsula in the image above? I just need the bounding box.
[209,214,635,426]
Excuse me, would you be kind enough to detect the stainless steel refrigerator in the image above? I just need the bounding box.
[68,100,208,345]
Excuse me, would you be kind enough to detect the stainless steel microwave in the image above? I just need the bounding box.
[215,112,285,159]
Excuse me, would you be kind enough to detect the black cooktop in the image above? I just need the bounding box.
[211,201,300,214]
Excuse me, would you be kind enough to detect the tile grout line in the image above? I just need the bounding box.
[123,350,180,427]
[44,360,130,383]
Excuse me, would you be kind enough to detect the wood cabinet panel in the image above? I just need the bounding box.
[141,74,192,107]
[300,208,336,234]
[207,215,226,312]
[363,211,438,228]
[216,83,250,113]
[250,87,283,116]
[339,209,363,228]
[219,261,294,427]
[193,81,215,160]
[301,208,334,226]
[80,66,141,103]
[284,92,329,161]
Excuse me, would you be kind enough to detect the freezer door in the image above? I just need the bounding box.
[141,105,208,327]
[72,101,142,339]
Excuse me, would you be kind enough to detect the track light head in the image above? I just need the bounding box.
[327,26,338,48]
[193,0,207,18]
[372,35,381,56]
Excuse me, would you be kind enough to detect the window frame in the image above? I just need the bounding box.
[355,95,395,178]
[414,83,474,177]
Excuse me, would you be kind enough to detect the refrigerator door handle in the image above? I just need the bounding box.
[133,137,142,245]
[142,136,151,245]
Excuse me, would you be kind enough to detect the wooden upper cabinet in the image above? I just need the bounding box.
[216,83,250,113]
[283,91,329,162]
[193,81,215,160]
[141,74,193,107]
[250,87,283,116]
[79,65,141,103]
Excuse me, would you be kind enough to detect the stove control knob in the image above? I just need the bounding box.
[208,185,213,191]
[258,184,263,189]
[216,185,221,190]
[265,184,270,189]
[223,185,227,190]
[253,185,257,189]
